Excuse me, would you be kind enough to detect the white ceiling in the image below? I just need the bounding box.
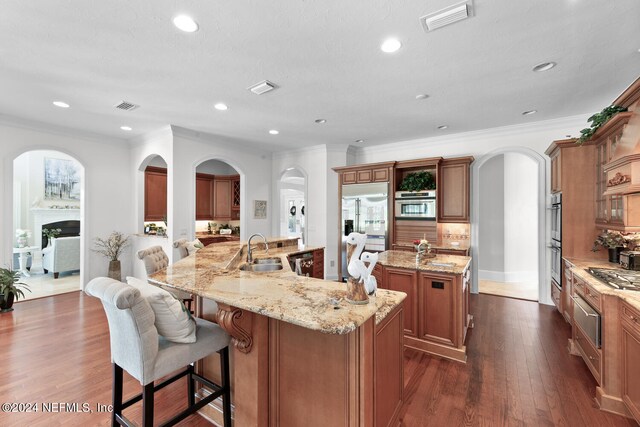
[1,1,639,150]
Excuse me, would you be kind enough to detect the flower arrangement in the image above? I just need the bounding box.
[413,238,431,253]
[592,231,638,251]
[92,231,131,261]
[15,229,31,248]
[42,227,62,239]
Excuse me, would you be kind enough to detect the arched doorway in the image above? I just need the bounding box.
[278,167,307,245]
[11,149,84,300]
[470,147,548,304]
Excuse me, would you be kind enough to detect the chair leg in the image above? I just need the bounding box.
[142,382,154,427]
[187,364,195,408]
[220,347,232,427]
[112,364,123,427]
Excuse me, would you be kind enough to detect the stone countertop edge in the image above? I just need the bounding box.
[377,250,472,275]
[148,240,407,334]
[564,257,640,312]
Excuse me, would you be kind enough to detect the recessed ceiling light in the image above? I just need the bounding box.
[214,103,228,111]
[173,15,199,33]
[315,119,327,124]
[437,125,448,130]
[380,38,402,53]
[532,62,556,72]
[355,139,364,143]
[522,110,537,116]
[53,101,70,108]
[120,126,132,131]
[269,130,279,135]
[415,94,429,100]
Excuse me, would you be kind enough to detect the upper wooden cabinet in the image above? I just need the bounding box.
[213,177,232,220]
[195,174,214,220]
[231,175,240,220]
[550,151,562,193]
[438,157,473,223]
[144,166,167,221]
[333,162,396,186]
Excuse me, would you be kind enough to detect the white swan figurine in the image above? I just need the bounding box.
[346,232,367,280]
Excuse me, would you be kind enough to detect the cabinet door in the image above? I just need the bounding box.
[144,168,167,221]
[372,168,389,182]
[213,178,232,220]
[438,160,471,223]
[419,273,455,346]
[384,268,418,337]
[342,171,357,185]
[621,305,640,421]
[195,176,213,220]
[356,169,372,183]
[232,176,241,208]
[434,248,468,256]
[313,249,324,279]
[550,152,561,193]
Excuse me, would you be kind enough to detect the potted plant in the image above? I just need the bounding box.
[592,231,627,263]
[42,227,62,247]
[0,267,31,312]
[92,231,131,282]
[399,171,436,192]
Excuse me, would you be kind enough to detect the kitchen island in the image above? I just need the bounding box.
[149,238,406,427]
[374,250,473,362]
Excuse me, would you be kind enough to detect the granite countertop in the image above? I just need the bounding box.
[148,239,406,334]
[377,250,471,275]
[564,257,640,311]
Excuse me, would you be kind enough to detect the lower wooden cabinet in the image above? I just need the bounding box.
[419,273,455,346]
[621,301,640,422]
[287,249,325,280]
[383,268,418,337]
[551,280,561,312]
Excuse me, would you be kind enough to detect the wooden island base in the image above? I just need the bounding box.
[197,301,405,427]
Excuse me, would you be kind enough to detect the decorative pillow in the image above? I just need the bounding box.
[126,277,196,343]
[186,239,204,256]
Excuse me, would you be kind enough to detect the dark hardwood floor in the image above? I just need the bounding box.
[0,291,636,426]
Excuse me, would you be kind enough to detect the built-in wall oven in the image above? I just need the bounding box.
[550,193,562,288]
[394,191,436,220]
[572,293,601,348]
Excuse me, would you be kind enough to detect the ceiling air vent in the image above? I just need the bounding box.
[420,1,473,32]
[114,101,139,111]
[247,80,277,95]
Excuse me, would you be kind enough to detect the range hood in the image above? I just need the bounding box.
[601,78,640,196]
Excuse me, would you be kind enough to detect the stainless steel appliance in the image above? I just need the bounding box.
[587,267,640,291]
[341,183,389,278]
[549,193,562,288]
[394,190,436,220]
[572,293,601,348]
[620,251,640,270]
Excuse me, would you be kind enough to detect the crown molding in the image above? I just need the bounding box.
[0,113,127,146]
[273,143,328,158]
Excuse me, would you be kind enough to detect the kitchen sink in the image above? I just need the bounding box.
[240,263,284,272]
[253,257,282,265]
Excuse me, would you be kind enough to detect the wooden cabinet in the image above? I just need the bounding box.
[231,175,240,220]
[198,235,240,247]
[213,177,232,220]
[438,157,473,223]
[144,166,167,221]
[334,162,395,186]
[551,280,561,313]
[433,248,469,256]
[418,273,455,346]
[195,174,214,220]
[550,151,562,193]
[382,267,418,337]
[574,320,602,385]
[287,249,324,279]
[620,301,640,422]
[563,260,574,324]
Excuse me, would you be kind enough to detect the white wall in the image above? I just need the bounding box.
[478,155,505,275]
[196,159,238,175]
[504,153,538,282]
[0,119,134,284]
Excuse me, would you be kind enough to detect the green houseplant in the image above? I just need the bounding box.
[0,267,31,312]
[399,171,436,192]
[592,230,629,263]
[92,231,131,282]
[576,105,627,144]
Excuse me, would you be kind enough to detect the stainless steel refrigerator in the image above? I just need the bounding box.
[341,182,389,279]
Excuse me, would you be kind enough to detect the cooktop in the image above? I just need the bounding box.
[587,268,640,291]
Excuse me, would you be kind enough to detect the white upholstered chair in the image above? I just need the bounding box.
[42,236,80,278]
[85,277,231,427]
[172,239,189,259]
[137,245,193,312]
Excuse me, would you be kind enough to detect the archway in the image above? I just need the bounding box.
[278,167,307,245]
[470,147,548,304]
[11,149,85,300]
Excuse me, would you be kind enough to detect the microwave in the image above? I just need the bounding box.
[395,191,436,220]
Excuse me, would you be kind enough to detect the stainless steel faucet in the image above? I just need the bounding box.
[247,233,268,263]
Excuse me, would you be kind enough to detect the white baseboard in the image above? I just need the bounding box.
[478,269,537,283]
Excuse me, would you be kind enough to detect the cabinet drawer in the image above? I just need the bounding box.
[574,322,602,384]
[434,248,468,256]
[573,277,602,312]
[551,281,561,311]
[621,302,640,334]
